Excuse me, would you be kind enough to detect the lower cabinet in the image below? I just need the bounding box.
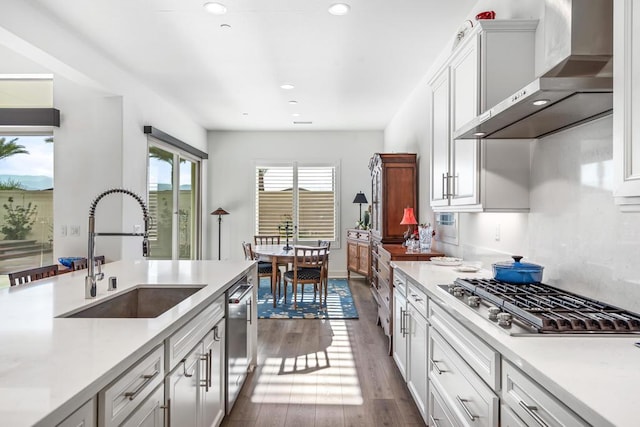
[392,286,408,380]
[166,343,201,426]
[57,398,96,427]
[121,384,165,427]
[406,283,428,422]
[201,319,226,427]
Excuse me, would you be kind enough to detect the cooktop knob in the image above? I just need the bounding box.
[447,284,457,293]
[453,287,464,297]
[487,306,500,321]
[497,312,513,327]
[467,296,480,307]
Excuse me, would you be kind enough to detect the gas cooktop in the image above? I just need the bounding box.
[439,278,640,335]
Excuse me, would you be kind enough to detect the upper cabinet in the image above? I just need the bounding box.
[614,0,640,210]
[429,20,538,212]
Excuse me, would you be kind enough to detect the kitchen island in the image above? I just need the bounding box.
[392,261,640,427]
[0,259,256,427]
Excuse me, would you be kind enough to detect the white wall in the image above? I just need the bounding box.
[0,0,207,263]
[207,131,383,274]
[384,1,640,311]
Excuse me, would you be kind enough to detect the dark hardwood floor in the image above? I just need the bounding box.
[222,278,425,427]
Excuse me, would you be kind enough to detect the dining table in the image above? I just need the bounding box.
[253,244,296,307]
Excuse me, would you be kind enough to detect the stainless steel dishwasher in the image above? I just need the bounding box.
[226,276,253,412]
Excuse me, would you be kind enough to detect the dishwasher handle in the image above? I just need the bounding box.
[228,284,254,304]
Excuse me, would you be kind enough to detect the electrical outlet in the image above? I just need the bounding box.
[495,224,501,241]
[60,225,67,237]
[70,225,81,236]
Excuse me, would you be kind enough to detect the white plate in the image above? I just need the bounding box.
[430,257,463,266]
[455,265,480,273]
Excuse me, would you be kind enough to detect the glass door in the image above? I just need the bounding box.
[147,142,201,260]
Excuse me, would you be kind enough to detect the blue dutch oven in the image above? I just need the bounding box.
[492,255,543,284]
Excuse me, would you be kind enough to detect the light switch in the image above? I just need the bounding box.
[70,225,81,236]
[60,225,67,237]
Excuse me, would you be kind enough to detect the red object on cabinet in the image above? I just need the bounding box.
[476,10,496,20]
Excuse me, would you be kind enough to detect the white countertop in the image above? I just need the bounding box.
[0,259,254,427]
[391,261,640,427]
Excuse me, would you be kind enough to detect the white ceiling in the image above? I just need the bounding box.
[30,0,473,131]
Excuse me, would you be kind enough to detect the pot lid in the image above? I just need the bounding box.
[493,255,543,271]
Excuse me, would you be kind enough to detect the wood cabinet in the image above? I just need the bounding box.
[346,229,370,279]
[429,20,537,212]
[369,153,418,244]
[613,0,640,209]
[372,243,443,355]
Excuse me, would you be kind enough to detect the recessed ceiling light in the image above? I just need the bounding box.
[288,100,298,105]
[473,132,486,137]
[203,2,227,15]
[220,24,231,29]
[328,3,351,15]
[532,99,550,106]
[292,113,300,117]
[280,84,295,90]
[242,112,248,116]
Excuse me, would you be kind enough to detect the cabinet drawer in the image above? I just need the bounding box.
[407,280,427,315]
[430,382,461,427]
[99,345,164,427]
[502,360,588,427]
[166,298,224,371]
[500,404,527,427]
[121,383,165,427]
[378,260,390,285]
[347,229,369,242]
[429,329,499,427]
[430,302,500,390]
[378,303,391,336]
[393,269,407,295]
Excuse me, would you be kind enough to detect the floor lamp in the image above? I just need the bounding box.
[211,207,229,260]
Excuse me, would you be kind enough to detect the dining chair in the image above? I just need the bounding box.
[283,245,329,309]
[242,242,282,299]
[254,235,281,245]
[71,255,106,271]
[8,264,59,286]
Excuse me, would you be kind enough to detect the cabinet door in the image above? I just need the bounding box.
[407,308,428,422]
[357,243,370,276]
[430,68,451,207]
[614,0,640,207]
[347,240,359,272]
[392,290,408,380]
[167,344,201,427]
[450,39,480,207]
[201,319,225,427]
[121,385,164,427]
[57,398,96,427]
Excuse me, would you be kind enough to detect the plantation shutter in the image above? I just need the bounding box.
[255,166,293,235]
[297,166,335,240]
[256,163,337,241]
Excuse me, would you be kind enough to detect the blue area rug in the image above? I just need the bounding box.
[257,277,358,319]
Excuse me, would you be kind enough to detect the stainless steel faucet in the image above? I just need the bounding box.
[86,188,151,298]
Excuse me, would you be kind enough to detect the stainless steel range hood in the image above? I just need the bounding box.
[454,0,613,140]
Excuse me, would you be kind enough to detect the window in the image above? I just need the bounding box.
[0,134,54,288]
[255,163,338,242]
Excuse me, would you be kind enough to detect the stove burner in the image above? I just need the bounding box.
[450,278,640,334]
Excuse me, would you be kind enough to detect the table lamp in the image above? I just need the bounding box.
[352,192,368,224]
[400,207,418,246]
[211,207,229,260]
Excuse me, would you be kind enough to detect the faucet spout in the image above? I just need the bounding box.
[86,188,151,299]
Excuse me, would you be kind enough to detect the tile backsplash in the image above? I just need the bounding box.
[434,115,640,313]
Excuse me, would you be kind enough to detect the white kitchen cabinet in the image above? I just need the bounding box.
[429,20,537,212]
[201,319,225,427]
[167,345,200,427]
[613,0,640,209]
[501,360,588,427]
[121,384,165,427]
[406,284,428,423]
[57,398,96,427]
[392,285,408,381]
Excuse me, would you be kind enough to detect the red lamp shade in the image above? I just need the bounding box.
[400,207,417,225]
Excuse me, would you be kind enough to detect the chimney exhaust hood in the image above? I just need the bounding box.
[454,0,613,140]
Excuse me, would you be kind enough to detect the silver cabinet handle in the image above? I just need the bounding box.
[441,173,447,198]
[430,415,441,427]
[399,307,406,336]
[455,395,476,421]
[247,298,253,324]
[213,325,221,342]
[200,352,210,391]
[182,360,194,378]
[160,398,171,427]
[430,358,444,375]
[124,369,159,400]
[518,400,549,427]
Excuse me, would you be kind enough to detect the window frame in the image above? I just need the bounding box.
[254,160,341,248]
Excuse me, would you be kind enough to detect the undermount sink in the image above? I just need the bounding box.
[60,285,205,318]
